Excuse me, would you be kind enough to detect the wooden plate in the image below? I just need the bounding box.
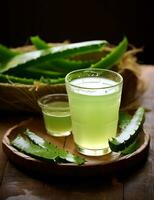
[2,118,150,177]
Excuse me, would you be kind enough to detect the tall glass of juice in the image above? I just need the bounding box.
[38,94,72,137]
[65,69,123,156]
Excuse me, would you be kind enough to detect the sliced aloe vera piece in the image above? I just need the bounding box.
[0,40,107,73]
[109,107,145,152]
[25,129,85,164]
[91,37,128,69]
[11,130,85,165]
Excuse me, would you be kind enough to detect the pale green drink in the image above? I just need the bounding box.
[38,94,72,137]
[65,69,123,156]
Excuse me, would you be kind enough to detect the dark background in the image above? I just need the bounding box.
[0,0,154,64]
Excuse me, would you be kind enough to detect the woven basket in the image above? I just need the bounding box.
[0,45,143,113]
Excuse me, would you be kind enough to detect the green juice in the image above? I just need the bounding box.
[42,101,72,137]
[67,77,122,150]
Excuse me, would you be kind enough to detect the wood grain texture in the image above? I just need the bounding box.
[0,66,154,200]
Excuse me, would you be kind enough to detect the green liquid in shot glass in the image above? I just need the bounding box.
[42,101,72,137]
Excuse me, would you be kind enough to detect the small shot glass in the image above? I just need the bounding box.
[38,94,72,137]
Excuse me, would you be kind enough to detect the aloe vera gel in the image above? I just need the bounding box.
[38,94,72,137]
[65,69,123,156]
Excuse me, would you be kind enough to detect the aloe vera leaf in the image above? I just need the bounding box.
[0,44,19,64]
[0,40,107,73]
[109,107,145,152]
[7,67,64,79]
[0,73,65,85]
[118,111,132,130]
[25,129,85,165]
[91,37,128,69]
[0,73,35,84]
[30,35,50,50]
[30,36,94,72]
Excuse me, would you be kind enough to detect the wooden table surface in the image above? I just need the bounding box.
[0,66,154,200]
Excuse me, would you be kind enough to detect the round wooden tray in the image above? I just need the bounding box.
[2,118,150,177]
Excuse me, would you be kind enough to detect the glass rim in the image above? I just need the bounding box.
[65,68,123,90]
[38,93,69,110]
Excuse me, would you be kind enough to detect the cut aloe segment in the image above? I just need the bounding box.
[109,107,145,152]
[11,130,85,165]
[25,129,85,164]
